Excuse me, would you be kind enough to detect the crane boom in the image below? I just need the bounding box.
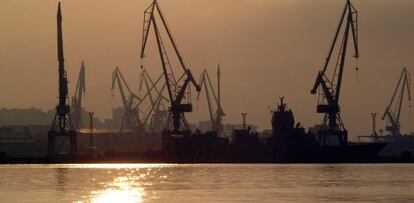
[197,65,225,135]
[382,67,411,136]
[310,0,359,146]
[199,70,215,125]
[140,0,201,133]
[111,67,142,131]
[71,61,86,130]
[138,67,169,131]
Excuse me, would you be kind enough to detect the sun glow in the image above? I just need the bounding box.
[52,163,171,169]
[92,188,144,203]
[91,176,145,203]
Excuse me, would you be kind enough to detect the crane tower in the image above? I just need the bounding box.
[48,2,77,158]
[310,0,359,146]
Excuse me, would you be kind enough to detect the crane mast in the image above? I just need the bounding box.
[382,67,411,136]
[71,61,86,130]
[48,2,77,158]
[198,65,225,135]
[310,0,359,146]
[140,0,201,134]
[111,67,142,131]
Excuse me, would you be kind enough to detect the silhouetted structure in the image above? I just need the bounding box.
[310,0,359,147]
[382,67,411,136]
[138,67,169,132]
[371,113,378,140]
[71,61,86,130]
[197,65,225,136]
[48,2,77,158]
[111,66,142,131]
[269,97,318,162]
[140,0,201,136]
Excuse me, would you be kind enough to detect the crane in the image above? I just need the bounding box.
[138,67,169,132]
[197,65,225,135]
[140,0,201,135]
[71,61,86,130]
[48,2,77,157]
[111,66,142,131]
[310,0,359,146]
[382,67,411,136]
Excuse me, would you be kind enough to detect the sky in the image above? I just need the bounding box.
[0,0,413,137]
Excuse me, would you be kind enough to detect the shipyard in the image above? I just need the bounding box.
[1,0,413,164]
[4,1,414,202]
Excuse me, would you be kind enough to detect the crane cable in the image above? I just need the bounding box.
[355,59,360,86]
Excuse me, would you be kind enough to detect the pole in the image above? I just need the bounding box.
[89,112,94,148]
[242,113,247,130]
[371,113,377,141]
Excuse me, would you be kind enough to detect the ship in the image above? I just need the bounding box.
[0,98,388,164]
[267,97,387,163]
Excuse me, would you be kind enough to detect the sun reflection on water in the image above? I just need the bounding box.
[92,188,143,203]
[91,175,145,203]
[65,163,172,169]
[67,164,177,202]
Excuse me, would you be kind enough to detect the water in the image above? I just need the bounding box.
[0,164,413,202]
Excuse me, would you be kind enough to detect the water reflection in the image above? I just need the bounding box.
[55,168,68,190]
[90,170,147,203]
[1,164,413,202]
[92,183,144,203]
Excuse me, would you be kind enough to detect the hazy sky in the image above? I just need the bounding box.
[1,0,413,137]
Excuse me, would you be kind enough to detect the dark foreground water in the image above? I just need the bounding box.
[0,164,413,202]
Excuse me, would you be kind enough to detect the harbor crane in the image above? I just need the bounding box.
[382,67,411,136]
[48,2,77,157]
[111,66,142,131]
[138,67,169,132]
[197,65,225,135]
[71,61,86,130]
[140,0,201,134]
[310,0,359,146]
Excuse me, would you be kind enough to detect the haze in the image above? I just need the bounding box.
[0,0,413,137]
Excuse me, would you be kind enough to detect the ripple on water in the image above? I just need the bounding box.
[0,164,413,202]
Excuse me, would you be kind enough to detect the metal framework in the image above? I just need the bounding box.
[48,2,77,157]
[140,0,201,134]
[197,65,225,135]
[138,67,169,132]
[111,66,142,131]
[310,0,359,146]
[382,67,411,136]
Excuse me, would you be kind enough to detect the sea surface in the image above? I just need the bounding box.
[0,164,413,202]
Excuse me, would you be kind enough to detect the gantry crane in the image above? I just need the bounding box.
[310,0,359,146]
[197,65,225,135]
[111,66,142,131]
[71,61,86,130]
[138,67,169,132]
[382,67,411,136]
[48,2,77,157]
[140,0,201,134]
